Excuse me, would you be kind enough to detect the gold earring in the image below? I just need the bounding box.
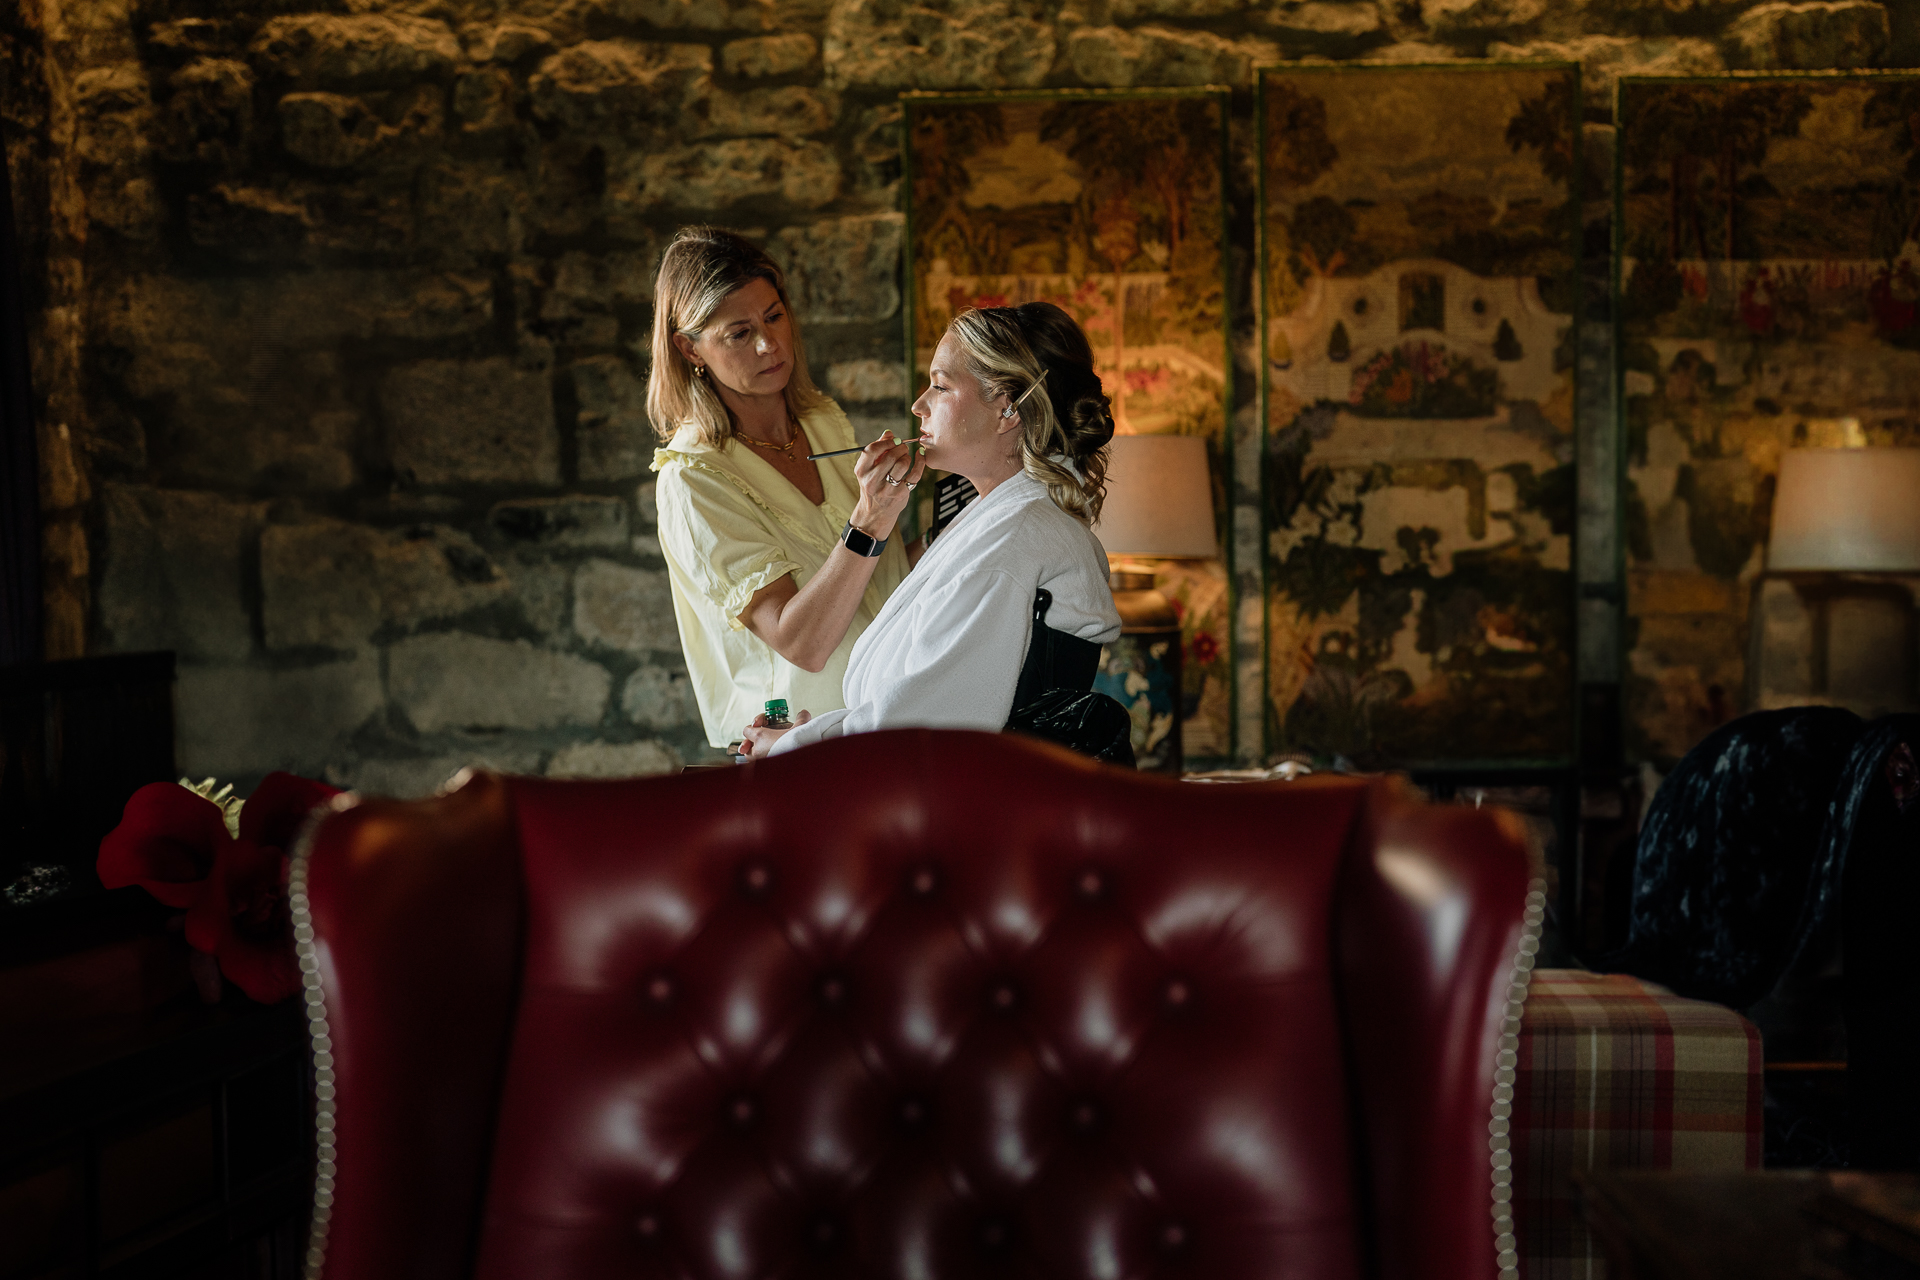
[694,364,707,380]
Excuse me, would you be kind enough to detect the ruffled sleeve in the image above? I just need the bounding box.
[655,457,804,630]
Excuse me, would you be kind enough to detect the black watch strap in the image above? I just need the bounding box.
[840,521,887,557]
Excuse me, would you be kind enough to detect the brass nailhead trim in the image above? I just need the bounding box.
[287,800,355,1280]
[1491,880,1547,1280]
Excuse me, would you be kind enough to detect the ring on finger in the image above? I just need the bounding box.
[884,472,900,486]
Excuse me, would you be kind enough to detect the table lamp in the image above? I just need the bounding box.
[1757,448,1920,715]
[1091,434,1219,774]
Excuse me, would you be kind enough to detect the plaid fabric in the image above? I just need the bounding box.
[1513,969,1763,1280]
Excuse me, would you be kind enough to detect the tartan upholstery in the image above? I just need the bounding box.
[1513,969,1763,1279]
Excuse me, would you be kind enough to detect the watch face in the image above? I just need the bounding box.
[842,523,884,557]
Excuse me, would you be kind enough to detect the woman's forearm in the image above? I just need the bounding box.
[738,545,886,673]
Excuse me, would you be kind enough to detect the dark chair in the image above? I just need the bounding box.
[291,729,1533,1280]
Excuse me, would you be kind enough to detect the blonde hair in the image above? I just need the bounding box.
[646,227,826,447]
[946,303,1114,523]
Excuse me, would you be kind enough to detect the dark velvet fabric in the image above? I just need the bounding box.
[1838,715,1920,1167]
[1598,706,1865,1010]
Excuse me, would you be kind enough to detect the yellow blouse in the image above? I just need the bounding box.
[652,400,911,748]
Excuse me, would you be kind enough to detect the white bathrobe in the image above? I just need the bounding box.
[769,468,1121,754]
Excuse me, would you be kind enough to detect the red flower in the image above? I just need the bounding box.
[1189,631,1221,666]
[98,783,233,907]
[98,772,343,1004]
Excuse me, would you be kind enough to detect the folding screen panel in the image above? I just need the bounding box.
[1616,73,1920,762]
[1259,63,1581,768]
[902,88,1235,761]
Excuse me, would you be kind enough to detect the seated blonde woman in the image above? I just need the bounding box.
[741,302,1125,761]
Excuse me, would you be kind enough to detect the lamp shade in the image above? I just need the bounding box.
[1094,434,1218,559]
[1768,448,1920,571]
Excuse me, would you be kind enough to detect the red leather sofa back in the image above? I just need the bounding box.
[298,729,1532,1280]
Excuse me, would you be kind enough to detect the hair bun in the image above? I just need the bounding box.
[1047,366,1114,455]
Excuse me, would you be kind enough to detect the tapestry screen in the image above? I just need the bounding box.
[1617,73,1920,763]
[1260,63,1581,767]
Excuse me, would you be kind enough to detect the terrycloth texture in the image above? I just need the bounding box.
[1598,706,1864,1010]
[770,469,1120,754]
[652,400,911,747]
[1512,969,1762,1280]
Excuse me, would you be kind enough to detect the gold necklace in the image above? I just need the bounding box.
[738,416,800,458]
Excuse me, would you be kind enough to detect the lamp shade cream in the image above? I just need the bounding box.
[1768,448,1920,571]
[1093,434,1218,558]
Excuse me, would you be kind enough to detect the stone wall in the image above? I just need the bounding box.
[9,0,1916,791]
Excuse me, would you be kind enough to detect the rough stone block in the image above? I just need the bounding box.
[722,33,817,77]
[505,557,570,633]
[695,86,837,137]
[827,358,907,404]
[614,138,840,213]
[1487,36,1722,99]
[278,92,384,167]
[545,739,680,778]
[175,654,384,780]
[604,0,808,30]
[573,559,678,651]
[161,59,254,167]
[149,19,237,57]
[1066,25,1281,88]
[262,519,509,650]
[99,484,264,662]
[390,633,612,731]
[105,270,492,357]
[825,0,1055,90]
[490,495,630,547]
[773,214,903,324]
[621,665,699,727]
[74,64,155,167]
[635,480,658,525]
[417,160,529,257]
[537,248,655,345]
[453,68,517,132]
[528,41,710,130]
[327,753,503,800]
[250,16,460,90]
[572,356,655,480]
[1265,2,1388,37]
[1113,0,1248,16]
[382,357,558,486]
[464,23,556,63]
[1723,1,1889,68]
[1421,0,1546,35]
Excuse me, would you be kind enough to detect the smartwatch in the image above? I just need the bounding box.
[840,521,887,557]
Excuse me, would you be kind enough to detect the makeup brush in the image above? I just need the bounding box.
[806,438,926,460]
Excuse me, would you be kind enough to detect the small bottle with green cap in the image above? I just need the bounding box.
[763,698,792,730]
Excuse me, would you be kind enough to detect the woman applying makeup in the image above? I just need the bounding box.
[648,227,927,752]
[740,301,1122,760]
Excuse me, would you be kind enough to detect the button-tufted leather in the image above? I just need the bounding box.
[302,729,1530,1280]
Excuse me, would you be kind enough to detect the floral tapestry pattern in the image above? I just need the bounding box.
[1261,64,1580,767]
[1618,73,1920,763]
[904,89,1234,760]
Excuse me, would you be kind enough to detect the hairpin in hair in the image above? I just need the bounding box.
[999,370,1048,420]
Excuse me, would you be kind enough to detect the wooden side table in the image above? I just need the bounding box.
[1577,1170,1920,1280]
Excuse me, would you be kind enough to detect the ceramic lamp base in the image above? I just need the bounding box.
[1095,568,1183,773]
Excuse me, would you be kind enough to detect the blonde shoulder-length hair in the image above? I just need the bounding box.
[646,227,826,448]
